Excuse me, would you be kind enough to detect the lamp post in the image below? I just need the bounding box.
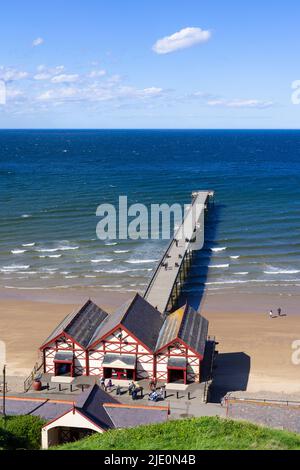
[2,365,6,422]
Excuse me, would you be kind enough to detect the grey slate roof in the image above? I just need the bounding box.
[4,398,71,421]
[104,405,169,429]
[155,304,208,357]
[179,305,208,357]
[41,300,109,349]
[54,352,74,362]
[168,357,187,368]
[89,294,164,351]
[79,385,118,430]
[102,354,136,368]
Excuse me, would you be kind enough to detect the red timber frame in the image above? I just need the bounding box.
[54,358,74,378]
[88,324,155,380]
[156,337,203,384]
[41,333,88,377]
[167,367,187,385]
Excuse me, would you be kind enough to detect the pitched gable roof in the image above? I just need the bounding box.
[41,300,109,349]
[89,293,164,351]
[155,304,208,357]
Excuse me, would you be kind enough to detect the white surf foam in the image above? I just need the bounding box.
[210,264,230,268]
[210,247,227,253]
[114,250,130,254]
[2,265,30,271]
[230,256,240,259]
[126,259,158,264]
[91,259,113,263]
[264,267,300,275]
[22,243,36,247]
[36,245,79,253]
[11,249,26,254]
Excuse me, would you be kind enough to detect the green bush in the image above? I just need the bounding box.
[0,415,44,450]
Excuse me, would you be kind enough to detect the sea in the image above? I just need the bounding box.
[0,129,300,297]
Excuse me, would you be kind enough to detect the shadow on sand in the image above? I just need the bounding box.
[209,352,251,403]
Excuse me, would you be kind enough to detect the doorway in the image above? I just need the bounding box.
[104,368,134,380]
[168,368,186,384]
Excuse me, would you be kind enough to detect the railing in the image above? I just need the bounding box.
[224,396,300,407]
[23,360,43,392]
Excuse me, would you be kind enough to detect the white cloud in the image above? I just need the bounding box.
[153,27,211,54]
[138,87,163,97]
[34,73,51,81]
[207,99,274,109]
[34,65,65,81]
[37,87,79,102]
[51,74,79,84]
[88,69,106,78]
[32,37,44,47]
[6,88,23,99]
[0,67,28,82]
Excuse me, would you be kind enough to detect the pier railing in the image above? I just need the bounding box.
[144,191,214,312]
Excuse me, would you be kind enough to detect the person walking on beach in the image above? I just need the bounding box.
[278,308,282,317]
[269,310,274,319]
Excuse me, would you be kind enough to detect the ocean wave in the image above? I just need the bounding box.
[41,268,58,272]
[21,214,32,219]
[125,259,158,264]
[263,268,300,275]
[22,243,36,247]
[11,249,26,254]
[2,265,30,271]
[105,242,118,246]
[210,247,227,253]
[230,256,240,259]
[36,248,61,253]
[233,272,249,275]
[36,245,79,253]
[39,254,62,258]
[209,264,230,268]
[91,259,113,263]
[206,280,248,285]
[95,268,131,274]
[114,250,130,254]
[101,284,123,288]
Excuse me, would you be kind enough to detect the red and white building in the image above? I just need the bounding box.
[41,293,209,385]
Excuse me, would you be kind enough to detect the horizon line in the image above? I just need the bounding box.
[1,128,300,131]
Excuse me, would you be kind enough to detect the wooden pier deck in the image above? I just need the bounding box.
[144,191,214,313]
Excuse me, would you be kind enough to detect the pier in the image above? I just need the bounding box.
[144,190,214,313]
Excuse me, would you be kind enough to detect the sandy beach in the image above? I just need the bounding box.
[202,292,300,397]
[0,288,299,398]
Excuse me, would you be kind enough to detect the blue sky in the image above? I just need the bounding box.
[0,0,300,128]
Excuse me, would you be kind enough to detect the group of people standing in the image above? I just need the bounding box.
[100,377,165,402]
[269,308,286,319]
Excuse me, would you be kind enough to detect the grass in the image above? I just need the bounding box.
[0,415,45,450]
[55,417,300,451]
